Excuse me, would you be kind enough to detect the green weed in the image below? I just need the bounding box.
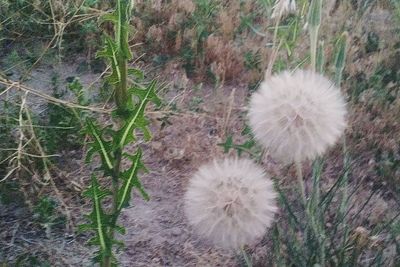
[79,1,160,266]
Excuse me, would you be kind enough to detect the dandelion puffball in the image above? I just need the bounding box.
[248,70,347,163]
[184,158,277,250]
[271,0,297,19]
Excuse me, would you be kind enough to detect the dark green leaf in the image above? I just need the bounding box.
[85,119,114,172]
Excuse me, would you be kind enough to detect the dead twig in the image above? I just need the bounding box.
[0,77,111,114]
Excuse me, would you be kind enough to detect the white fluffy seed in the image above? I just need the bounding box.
[248,70,347,163]
[184,158,277,250]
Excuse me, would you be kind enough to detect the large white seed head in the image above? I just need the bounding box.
[184,158,277,250]
[248,70,347,163]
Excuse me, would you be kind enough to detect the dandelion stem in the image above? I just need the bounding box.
[241,247,253,267]
[295,161,307,204]
[266,14,282,77]
[309,28,319,71]
[307,0,322,71]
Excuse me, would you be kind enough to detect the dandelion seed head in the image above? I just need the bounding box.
[184,158,277,250]
[271,0,297,19]
[248,70,347,163]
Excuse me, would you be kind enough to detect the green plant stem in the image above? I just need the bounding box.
[241,247,253,267]
[266,16,282,77]
[116,57,128,111]
[309,26,319,71]
[295,161,307,204]
[112,148,123,218]
[296,160,326,264]
[308,0,322,71]
[105,0,129,263]
[102,146,122,267]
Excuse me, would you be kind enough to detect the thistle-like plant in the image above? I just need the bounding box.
[80,1,160,266]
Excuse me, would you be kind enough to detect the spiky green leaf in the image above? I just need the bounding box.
[218,135,233,153]
[117,148,148,210]
[80,175,112,254]
[96,36,121,84]
[85,119,114,172]
[116,81,160,147]
[116,0,133,60]
[128,68,144,80]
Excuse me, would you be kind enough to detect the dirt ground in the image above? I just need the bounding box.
[1,60,399,266]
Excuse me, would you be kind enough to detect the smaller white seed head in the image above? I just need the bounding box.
[184,158,277,250]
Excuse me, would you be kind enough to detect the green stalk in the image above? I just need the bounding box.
[309,29,318,70]
[105,1,131,266]
[307,0,322,71]
[103,147,122,267]
[115,57,128,111]
[82,1,159,266]
[305,1,326,264]
[316,40,325,73]
[114,0,132,112]
[241,247,253,267]
[334,32,348,86]
[295,161,307,205]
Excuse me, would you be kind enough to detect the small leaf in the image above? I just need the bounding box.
[99,13,118,25]
[85,119,114,172]
[128,68,144,80]
[334,32,349,86]
[96,36,121,84]
[117,148,148,211]
[114,224,126,235]
[218,135,233,153]
[129,81,161,105]
[117,81,160,147]
[116,0,133,60]
[80,175,112,254]
[308,0,322,28]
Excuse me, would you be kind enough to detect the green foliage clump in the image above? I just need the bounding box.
[0,0,106,61]
[43,77,88,154]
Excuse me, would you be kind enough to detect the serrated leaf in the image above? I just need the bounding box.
[129,81,161,105]
[114,224,126,235]
[128,68,144,80]
[85,119,114,172]
[81,175,112,254]
[117,148,148,210]
[117,81,160,147]
[96,35,121,84]
[116,0,133,60]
